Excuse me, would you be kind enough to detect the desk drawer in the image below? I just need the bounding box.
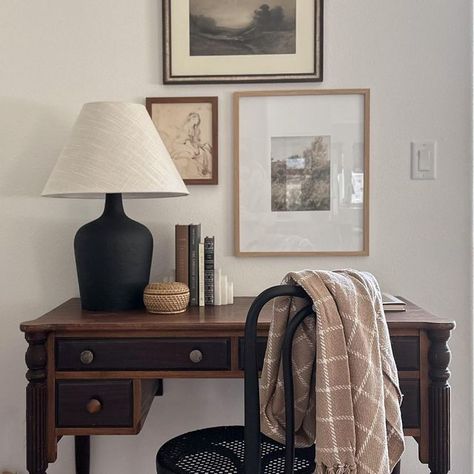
[390,336,419,371]
[399,379,420,428]
[238,337,419,371]
[56,338,230,371]
[56,380,133,428]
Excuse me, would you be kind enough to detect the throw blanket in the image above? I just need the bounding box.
[260,270,404,474]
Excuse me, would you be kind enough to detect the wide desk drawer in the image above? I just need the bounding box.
[57,380,133,428]
[238,337,421,429]
[56,338,231,371]
[238,336,420,371]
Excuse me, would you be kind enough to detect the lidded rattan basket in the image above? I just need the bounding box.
[143,282,190,314]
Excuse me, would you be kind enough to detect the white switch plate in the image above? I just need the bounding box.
[411,141,436,179]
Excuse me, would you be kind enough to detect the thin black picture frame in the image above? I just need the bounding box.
[162,0,324,85]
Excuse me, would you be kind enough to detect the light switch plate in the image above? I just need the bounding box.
[411,141,436,179]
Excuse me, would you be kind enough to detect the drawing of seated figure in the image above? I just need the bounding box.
[170,112,212,179]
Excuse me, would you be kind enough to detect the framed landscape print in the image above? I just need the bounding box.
[163,0,323,84]
[146,97,218,185]
[234,89,370,256]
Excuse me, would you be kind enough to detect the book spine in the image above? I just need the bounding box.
[188,224,201,306]
[175,225,189,286]
[198,242,205,307]
[204,237,215,305]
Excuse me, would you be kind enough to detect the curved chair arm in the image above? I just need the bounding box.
[244,285,313,473]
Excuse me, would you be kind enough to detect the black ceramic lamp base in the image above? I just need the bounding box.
[74,193,153,311]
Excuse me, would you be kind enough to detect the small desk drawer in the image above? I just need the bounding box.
[238,337,267,370]
[390,336,419,371]
[56,380,133,428]
[56,338,231,371]
[399,379,420,428]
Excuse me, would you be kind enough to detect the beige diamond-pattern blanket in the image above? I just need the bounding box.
[260,270,404,474]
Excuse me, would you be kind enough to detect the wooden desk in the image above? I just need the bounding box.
[20,297,455,474]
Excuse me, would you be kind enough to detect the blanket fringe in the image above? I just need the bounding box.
[316,463,357,474]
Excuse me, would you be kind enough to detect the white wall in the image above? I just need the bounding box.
[0,0,472,472]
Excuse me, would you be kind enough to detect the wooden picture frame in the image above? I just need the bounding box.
[146,97,218,185]
[234,89,370,256]
[163,0,323,84]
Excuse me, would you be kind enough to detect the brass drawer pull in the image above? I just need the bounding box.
[189,349,203,364]
[80,350,94,365]
[86,398,102,415]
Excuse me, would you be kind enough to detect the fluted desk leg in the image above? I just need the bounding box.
[428,329,451,474]
[25,332,48,474]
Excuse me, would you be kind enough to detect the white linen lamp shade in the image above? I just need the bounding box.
[42,102,189,311]
[42,102,189,198]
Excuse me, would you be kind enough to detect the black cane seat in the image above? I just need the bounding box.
[156,425,315,474]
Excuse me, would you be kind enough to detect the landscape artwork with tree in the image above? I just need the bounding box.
[190,0,296,56]
[271,136,330,212]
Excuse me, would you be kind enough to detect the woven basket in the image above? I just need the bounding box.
[143,282,190,314]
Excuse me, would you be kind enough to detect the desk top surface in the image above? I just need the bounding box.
[20,297,455,333]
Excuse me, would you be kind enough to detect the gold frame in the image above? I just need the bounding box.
[233,89,370,256]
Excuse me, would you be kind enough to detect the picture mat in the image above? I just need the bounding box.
[238,94,365,253]
[170,0,316,76]
[151,102,214,180]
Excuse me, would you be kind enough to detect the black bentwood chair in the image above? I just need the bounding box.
[156,285,316,474]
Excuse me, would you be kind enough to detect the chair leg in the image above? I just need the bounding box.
[391,461,401,474]
[75,436,90,474]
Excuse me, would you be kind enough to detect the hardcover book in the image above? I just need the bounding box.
[382,293,406,312]
[175,225,189,286]
[199,242,205,307]
[189,224,201,306]
[204,236,215,305]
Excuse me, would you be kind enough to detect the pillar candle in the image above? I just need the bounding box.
[222,275,228,305]
[214,268,222,306]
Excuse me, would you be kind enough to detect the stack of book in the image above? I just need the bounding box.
[175,224,216,307]
[382,293,406,312]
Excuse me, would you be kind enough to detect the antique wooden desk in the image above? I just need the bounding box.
[20,297,455,474]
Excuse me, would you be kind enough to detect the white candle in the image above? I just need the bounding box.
[214,268,222,306]
[222,275,228,305]
[228,282,234,305]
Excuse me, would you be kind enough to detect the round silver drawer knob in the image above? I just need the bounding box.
[80,350,94,365]
[189,349,203,364]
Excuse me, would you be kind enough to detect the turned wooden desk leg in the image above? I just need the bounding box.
[25,332,48,474]
[75,436,90,474]
[428,329,451,474]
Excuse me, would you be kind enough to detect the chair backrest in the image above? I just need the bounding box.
[243,285,315,474]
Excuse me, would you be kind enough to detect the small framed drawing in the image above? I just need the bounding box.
[234,89,370,256]
[162,0,323,84]
[146,97,218,185]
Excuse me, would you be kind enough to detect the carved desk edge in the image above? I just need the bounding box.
[20,297,456,334]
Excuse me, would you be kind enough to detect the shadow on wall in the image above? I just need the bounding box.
[0,98,87,307]
[0,98,72,197]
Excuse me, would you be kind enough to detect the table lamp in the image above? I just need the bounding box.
[42,102,189,311]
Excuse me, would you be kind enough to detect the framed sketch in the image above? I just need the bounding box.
[146,97,218,185]
[234,89,370,256]
[163,0,323,84]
